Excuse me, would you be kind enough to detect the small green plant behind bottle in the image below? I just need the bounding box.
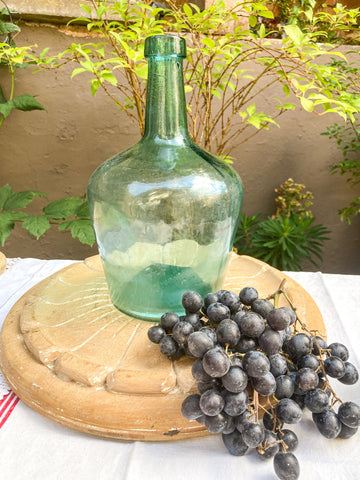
[234,179,330,271]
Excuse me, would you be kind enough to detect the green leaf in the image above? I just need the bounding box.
[300,97,314,112]
[134,63,148,80]
[258,24,266,38]
[249,15,257,28]
[100,71,117,85]
[201,37,215,49]
[0,101,13,118]
[22,215,51,239]
[59,219,95,246]
[90,79,100,96]
[3,190,46,211]
[43,197,84,219]
[283,84,290,97]
[0,184,13,209]
[71,67,87,78]
[0,22,20,35]
[283,25,304,46]
[75,201,90,218]
[0,86,7,104]
[0,213,14,246]
[11,94,45,112]
[183,3,193,17]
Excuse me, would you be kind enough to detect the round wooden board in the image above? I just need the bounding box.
[0,254,325,441]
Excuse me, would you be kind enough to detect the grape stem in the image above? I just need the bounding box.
[272,278,343,406]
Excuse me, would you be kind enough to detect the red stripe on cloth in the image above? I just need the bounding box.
[0,392,19,429]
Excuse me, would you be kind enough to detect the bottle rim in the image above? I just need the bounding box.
[144,34,186,58]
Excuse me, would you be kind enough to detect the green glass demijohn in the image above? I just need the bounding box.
[88,34,243,321]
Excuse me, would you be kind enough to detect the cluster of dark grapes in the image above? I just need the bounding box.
[147,286,360,480]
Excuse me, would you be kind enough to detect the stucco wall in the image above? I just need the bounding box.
[1,21,359,273]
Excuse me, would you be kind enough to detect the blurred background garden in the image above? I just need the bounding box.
[0,0,359,273]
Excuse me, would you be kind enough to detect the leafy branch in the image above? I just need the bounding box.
[0,185,95,247]
[0,3,45,127]
[37,0,360,158]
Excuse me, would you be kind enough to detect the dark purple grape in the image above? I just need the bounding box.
[324,356,346,378]
[234,335,257,354]
[184,312,202,329]
[205,413,227,433]
[159,335,178,357]
[206,302,230,324]
[232,309,246,327]
[258,327,283,355]
[239,286,258,306]
[160,312,180,333]
[278,307,297,325]
[222,413,237,434]
[275,398,303,424]
[262,409,283,432]
[191,358,212,382]
[337,422,358,439]
[223,390,249,416]
[220,291,241,313]
[275,375,295,399]
[222,430,249,456]
[338,362,359,385]
[295,367,319,392]
[257,429,280,459]
[221,366,248,393]
[200,388,225,416]
[182,290,203,313]
[215,289,228,302]
[269,353,288,377]
[267,308,291,331]
[147,325,166,344]
[253,372,277,396]
[243,351,270,378]
[199,326,217,343]
[242,422,265,447]
[251,298,274,318]
[297,353,320,371]
[284,333,312,360]
[172,321,194,347]
[328,342,349,362]
[187,331,215,358]
[273,452,300,480]
[204,292,219,308]
[277,429,298,452]
[230,356,243,368]
[217,319,240,348]
[337,401,360,428]
[237,312,265,338]
[313,409,341,438]
[197,379,221,394]
[304,388,330,413]
[181,394,202,420]
[203,347,231,378]
[291,393,306,410]
[311,335,327,356]
[235,410,253,432]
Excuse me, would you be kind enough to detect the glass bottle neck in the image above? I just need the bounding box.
[142,55,190,142]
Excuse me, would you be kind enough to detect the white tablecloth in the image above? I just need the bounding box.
[0,258,359,480]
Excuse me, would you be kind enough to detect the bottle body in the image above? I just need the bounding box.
[88,35,243,321]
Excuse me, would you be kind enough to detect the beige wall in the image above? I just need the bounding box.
[1,22,359,273]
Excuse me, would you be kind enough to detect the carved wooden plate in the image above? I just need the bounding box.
[0,254,325,441]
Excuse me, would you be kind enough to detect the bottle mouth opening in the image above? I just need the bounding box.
[144,35,187,58]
